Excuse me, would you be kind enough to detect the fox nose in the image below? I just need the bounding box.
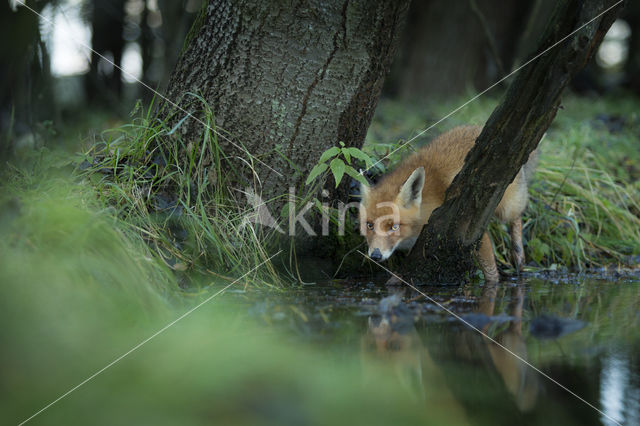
[370,248,382,261]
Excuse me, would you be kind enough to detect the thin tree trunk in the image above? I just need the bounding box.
[0,1,53,160]
[86,0,126,102]
[401,0,625,283]
[622,1,640,94]
[162,0,409,210]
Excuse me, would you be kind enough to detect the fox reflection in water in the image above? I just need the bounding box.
[361,285,539,414]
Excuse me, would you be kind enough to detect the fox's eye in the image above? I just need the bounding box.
[366,222,374,230]
[391,223,400,231]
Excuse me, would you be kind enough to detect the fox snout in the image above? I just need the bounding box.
[367,245,395,262]
[369,248,383,261]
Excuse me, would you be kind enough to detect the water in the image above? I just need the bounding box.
[236,274,640,426]
[4,244,639,425]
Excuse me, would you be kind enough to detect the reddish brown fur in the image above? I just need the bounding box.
[361,125,535,282]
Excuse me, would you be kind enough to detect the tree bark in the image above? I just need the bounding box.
[161,0,409,209]
[401,0,625,284]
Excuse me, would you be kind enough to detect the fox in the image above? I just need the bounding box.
[359,125,537,283]
[361,288,538,413]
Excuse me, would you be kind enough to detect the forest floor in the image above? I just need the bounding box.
[2,92,639,290]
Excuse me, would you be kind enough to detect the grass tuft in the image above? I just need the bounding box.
[81,95,284,288]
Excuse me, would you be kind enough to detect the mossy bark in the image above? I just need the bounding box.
[401,0,625,284]
[162,0,409,210]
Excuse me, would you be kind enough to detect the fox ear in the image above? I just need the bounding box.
[397,167,425,208]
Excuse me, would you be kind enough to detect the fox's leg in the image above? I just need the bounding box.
[509,218,525,273]
[478,231,499,283]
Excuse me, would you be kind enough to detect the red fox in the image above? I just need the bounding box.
[360,125,537,283]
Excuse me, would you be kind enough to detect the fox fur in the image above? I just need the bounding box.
[360,125,537,283]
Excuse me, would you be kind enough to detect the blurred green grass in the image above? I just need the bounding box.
[0,154,462,426]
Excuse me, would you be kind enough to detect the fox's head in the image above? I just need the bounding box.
[360,167,426,261]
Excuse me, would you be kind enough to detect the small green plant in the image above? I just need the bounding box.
[305,141,374,187]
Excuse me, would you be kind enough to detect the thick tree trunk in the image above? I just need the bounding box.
[162,0,409,209]
[401,0,625,284]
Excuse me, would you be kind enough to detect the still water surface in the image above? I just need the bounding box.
[237,275,640,426]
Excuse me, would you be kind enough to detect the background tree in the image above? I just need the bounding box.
[401,0,626,283]
[384,0,535,98]
[140,0,202,97]
[0,0,53,160]
[156,0,202,89]
[85,0,125,103]
[623,1,640,93]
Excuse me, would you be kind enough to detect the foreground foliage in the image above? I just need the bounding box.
[0,156,463,426]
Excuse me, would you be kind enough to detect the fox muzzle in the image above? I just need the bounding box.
[369,248,383,261]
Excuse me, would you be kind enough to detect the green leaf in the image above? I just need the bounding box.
[345,147,374,168]
[528,238,543,264]
[318,147,340,164]
[342,148,351,164]
[330,158,346,188]
[305,162,329,185]
[345,166,368,186]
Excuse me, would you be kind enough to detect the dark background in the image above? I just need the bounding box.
[1,0,639,156]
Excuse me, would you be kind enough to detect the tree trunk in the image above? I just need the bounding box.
[622,1,640,94]
[157,0,201,90]
[161,0,409,209]
[0,1,53,160]
[384,0,534,98]
[400,0,625,284]
[85,0,126,103]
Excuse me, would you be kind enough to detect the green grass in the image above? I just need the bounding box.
[4,91,637,298]
[366,92,640,271]
[81,97,283,288]
[50,91,640,283]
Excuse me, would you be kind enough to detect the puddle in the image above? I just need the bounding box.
[231,275,640,426]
